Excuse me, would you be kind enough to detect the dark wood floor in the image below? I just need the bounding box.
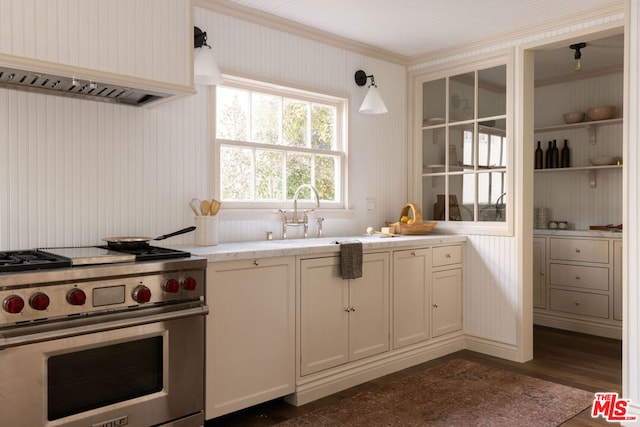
[206,326,622,426]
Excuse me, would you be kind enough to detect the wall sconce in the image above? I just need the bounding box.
[354,69,388,114]
[194,26,224,85]
[570,42,586,72]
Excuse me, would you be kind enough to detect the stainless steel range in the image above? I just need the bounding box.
[0,246,208,427]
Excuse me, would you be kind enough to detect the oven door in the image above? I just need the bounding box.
[0,305,207,427]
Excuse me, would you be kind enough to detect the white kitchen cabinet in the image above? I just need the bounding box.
[0,0,192,88]
[431,246,463,337]
[533,237,546,308]
[299,252,390,376]
[533,234,621,338]
[432,268,462,337]
[206,257,295,418]
[393,248,431,349]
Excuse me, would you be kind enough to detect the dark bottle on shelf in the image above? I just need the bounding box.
[551,139,559,168]
[545,140,553,168]
[535,141,543,169]
[561,139,571,168]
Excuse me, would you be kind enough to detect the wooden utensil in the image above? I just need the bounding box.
[209,199,222,216]
[201,199,211,216]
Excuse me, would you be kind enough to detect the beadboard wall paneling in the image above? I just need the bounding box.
[0,0,191,86]
[0,5,407,249]
[0,87,209,249]
[464,235,519,344]
[197,6,408,239]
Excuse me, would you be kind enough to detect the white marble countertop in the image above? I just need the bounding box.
[167,234,467,262]
[534,229,622,238]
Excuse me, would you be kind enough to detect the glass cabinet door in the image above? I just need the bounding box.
[419,63,508,224]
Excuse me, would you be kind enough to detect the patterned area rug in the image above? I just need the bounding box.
[278,359,594,426]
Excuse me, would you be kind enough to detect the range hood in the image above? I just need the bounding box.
[0,54,195,107]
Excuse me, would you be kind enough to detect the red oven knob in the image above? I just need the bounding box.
[3,295,25,314]
[183,277,197,291]
[67,289,87,306]
[133,285,152,303]
[164,279,180,293]
[30,292,50,311]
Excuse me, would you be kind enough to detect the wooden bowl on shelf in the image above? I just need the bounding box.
[586,106,617,121]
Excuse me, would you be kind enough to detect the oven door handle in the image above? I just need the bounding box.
[0,305,209,350]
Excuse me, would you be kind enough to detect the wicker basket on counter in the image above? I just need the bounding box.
[386,203,437,235]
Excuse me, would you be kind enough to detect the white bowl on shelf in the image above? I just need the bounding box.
[589,156,620,166]
[563,112,585,124]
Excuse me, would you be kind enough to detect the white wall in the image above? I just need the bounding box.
[0,6,407,250]
[196,6,408,242]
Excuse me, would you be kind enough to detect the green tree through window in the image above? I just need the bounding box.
[215,79,346,208]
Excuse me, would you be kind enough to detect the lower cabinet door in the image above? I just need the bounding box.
[206,257,296,418]
[393,248,430,349]
[432,268,463,337]
[300,257,350,376]
[349,252,390,361]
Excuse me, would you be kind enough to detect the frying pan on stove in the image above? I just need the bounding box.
[103,226,196,250]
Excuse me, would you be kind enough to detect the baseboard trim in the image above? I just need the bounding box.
[464,335,520,361]
[286,334,465,406]
[533,313,622,340]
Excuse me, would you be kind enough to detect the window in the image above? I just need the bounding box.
[215,77,347,209]
[415,54,512,234]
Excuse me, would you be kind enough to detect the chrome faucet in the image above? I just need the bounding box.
[279,184,320,239]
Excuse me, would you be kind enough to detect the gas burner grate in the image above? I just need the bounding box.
[0,250,72,272]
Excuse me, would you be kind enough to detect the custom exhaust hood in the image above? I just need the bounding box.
[0,54,194,107]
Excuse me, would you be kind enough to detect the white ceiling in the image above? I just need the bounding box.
[226,0,624,81]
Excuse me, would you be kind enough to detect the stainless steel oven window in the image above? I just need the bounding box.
[47,336,163,421]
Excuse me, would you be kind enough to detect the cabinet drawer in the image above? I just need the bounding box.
[549,263,609,291]
[549,289,609,319]
[549,238,609,263]
[433,245,462,267]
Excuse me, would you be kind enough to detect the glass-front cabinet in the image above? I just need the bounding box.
[412,53,512,233]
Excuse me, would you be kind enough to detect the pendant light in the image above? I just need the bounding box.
[354,69,388,114]
[194,26,224,85]
[570,42,587,72]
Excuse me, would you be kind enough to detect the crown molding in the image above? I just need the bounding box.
[195,0,624,70]
[194,0,409,66]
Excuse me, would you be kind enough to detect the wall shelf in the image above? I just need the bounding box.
[534,118,622,144]
[534,164,622,188]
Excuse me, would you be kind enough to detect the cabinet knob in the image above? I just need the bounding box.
[575,248,581,253]
[344,306,356,312]
[574,301,581,306]
[253,260,259,266]
[575,275,581,280]
[433,303,439,308]
[445,253,452,258]
[411,251,417,256]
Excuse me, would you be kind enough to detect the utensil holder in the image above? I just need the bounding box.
[195,216,219,246]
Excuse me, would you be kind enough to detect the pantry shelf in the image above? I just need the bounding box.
[534,118,622,144]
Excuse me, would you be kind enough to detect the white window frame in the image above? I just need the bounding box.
[409,49,514,236]
[212,75,349,214]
